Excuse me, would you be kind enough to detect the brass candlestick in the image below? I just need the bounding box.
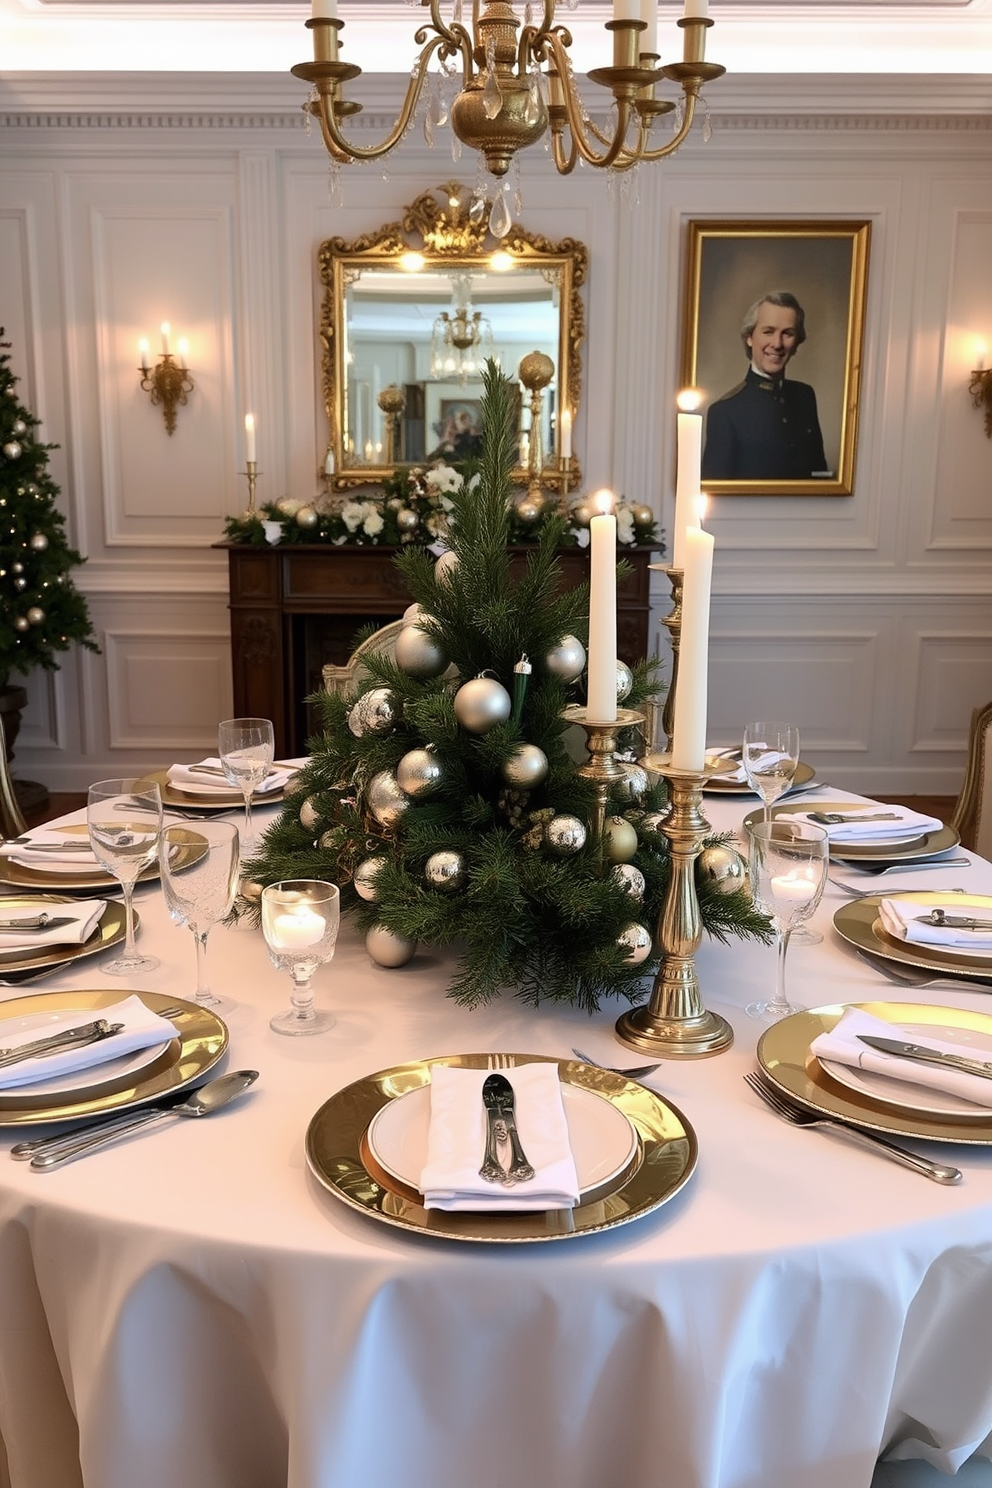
[377,384,406,465]
[244,460,259,517]
[564,704,645,873]
[650,563,682,752]
[615,755,734,1058]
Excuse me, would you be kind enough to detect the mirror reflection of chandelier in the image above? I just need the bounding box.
[430,275,495,383]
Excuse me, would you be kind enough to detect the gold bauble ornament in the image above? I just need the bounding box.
[396,508,419,533]
[603,815,639,863]
[630,504,654,529]
[296,505,319,529]
[515,499,542,526]
[366,924,417,968]
[570,502,593,528]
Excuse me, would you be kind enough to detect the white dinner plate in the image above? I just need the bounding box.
[818,1018,992,1118]
[367,1079,638,1200]
[0,1006,173,1097]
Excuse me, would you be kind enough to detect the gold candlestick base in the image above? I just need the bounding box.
[563,705,645,871]
[243,460,259,517]
[615,755,733,1058]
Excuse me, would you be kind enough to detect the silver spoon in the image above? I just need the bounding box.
[19,1070,259,1169]
[571,1047,661,1079]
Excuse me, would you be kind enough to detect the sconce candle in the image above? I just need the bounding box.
[560,408,572,460]
[670,520,714,773]
[673,388,703,570]
[245,414,256,464]
[160,322,171,355]
[178,339,188,371]
[587,489,618,723]
[139,339,150,373]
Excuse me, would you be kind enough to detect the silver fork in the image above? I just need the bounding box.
[854,947,992,989]
[830,879,969,899]
[742,1071,961,1184]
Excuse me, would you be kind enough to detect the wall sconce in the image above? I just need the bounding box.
[970,341,991,439]
[138,322,194,435]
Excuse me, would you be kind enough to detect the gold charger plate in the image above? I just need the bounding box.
[0,894,129,976]
[833,893,992,983]
[744,798,960,862]
[306,1053,697,1244]
[0,821,203,892]
[139,768,292,813]
[757,1001,992,1144]
[0,989,227,1125]
[704,758,815,796]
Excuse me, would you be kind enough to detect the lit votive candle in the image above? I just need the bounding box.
[770,873,817,907]
[272,906,326,950]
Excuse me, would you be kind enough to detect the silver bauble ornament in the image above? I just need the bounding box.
[2,441,22,461]
[545,814,587,855]
[620,762,649,800]
[434,549,459,583]
[14,578,26,590]
[318,829,339,850]
[396,508,419,533]
[394,621,449,679]
[282,772,307,799]
[349,687,397,738]
[500,743,549,788]
[397,746,443,798]
[13,617,28,632]
[616,660,633,702]
[276,497,298,516]
[26,607,44,625]
[403,601,421,621]
[366,924,417,967]
[611,862,646,901]
[29,533,48,551]
[618,922,652,965]
[424,849,466,893]
[453,675,512,734]
[295,505,318,529]
[367,769,409,828]
[515,499,542,525]
[240,878,263,905]
[696,844,747,895]
[11,562,23,573]
[603,815,639,863]
[570,502,593,528]
[11,419,26,436]
[639,810,668,837]
[545,634,586,683]
[354,855,388,902]
[299,796,322,831]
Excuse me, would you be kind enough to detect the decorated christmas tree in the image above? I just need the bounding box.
[0,331,98,693]
[248,362,765,1010]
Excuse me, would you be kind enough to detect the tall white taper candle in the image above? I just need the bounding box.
[245,413,256,464]
[673,388,702,570]
[670,522,714,773]
[587,490,618,723]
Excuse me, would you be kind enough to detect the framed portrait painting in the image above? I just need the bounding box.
[680,220,871,496]
[423,384,486,462]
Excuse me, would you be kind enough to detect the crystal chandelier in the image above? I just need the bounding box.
[430,274,495,382]
[293,1,724,234]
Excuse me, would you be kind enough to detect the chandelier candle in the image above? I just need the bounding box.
[673,389,702,570]
[670,521,713,773]
[587,491,618,723]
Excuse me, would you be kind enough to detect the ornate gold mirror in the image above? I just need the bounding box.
[319,183,586,494]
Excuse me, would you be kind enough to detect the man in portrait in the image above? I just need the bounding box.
[701,290,828,481]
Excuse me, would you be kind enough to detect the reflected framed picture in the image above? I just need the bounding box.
[680,220,871,496]
[423,384,485,462]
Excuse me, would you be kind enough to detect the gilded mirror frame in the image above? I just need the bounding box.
[318,184,586,493]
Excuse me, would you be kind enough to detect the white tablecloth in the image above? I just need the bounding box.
[2,791,992,1488]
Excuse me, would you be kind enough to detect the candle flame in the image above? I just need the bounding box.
[694,493,708,525]
[677,387,703,413]
[244,413,255,434]
[592,488,615,515]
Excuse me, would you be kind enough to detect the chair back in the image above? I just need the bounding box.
[322,619,406,700]
[952,699,992,860]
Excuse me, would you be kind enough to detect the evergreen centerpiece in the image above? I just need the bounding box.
[0,332,98,697]
[248,363,765,1010]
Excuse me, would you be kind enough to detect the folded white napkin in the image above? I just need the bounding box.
[793,804,942,843]
[167,757,291,797]
[709,749,787,786]
[878,897,992,953]
[0,995,178,1091]
[0,829,99,870]
[811,1007,992,1109]
[419,1063,581,1212]
[0,899,106,954]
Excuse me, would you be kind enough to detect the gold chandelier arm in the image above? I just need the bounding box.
[312,32,456,163]
[539,32,639,171]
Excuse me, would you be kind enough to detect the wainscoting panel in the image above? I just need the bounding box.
[103,627,234,752]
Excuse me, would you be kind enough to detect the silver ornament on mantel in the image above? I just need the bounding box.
[610,862,646,901]
[453,675,512,734]
[500,743,549,788]
[366,924,417,968]
[545,814,587,856]
[396,508,419,533]
[545,634,586,683]
[299,796,322,831]
[394,620,449,679]
[618,922,652,965]
[295,505,319,529]
[424,849,466,893]
[696,844,747,895]
[366,770,409,828]
[396,746,443,798]
[354,855,389,902]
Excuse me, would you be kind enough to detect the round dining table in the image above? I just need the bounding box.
[1,786,992,1488]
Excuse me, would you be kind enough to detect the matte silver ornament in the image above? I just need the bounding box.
[11,419,26,435]
[424,849,466,892]
[618,921,652,965]
[610,862,646,901]
[2,441,22,460]
[295,505,319,529]
[696,844,747,895]
[545,634,586,683]
[366,924,417,967]
[396,508,419,533]
[397,746,443,798]
[394,621,449,679]
[545,814,587,855]
[26,607,44,625]
[500,743,549,788]
[354,855,388,901]
[29,533,48,551]
[367,769,409,828]
[603,815,639,863]
[299,796,322,831]
[13,617,28,632]
[616,660,633,702]
[453,675,511,734]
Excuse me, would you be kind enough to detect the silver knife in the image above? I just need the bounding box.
[0,1019,124,1069]
[914,911,992,931]
[858,1034,992,1080]
[0,916,78,933]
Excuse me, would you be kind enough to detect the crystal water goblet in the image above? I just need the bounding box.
[218,717,275,851]
[87,777,163,975]
[745,818,828,1022]
[261,880,339,1036]
[742,721,801,825]
[161,819,240,1011]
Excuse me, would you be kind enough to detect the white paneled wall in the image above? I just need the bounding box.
[0,72,990,794]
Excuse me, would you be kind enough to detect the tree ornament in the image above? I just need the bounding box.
[26,607,45,626]
[299,796,322,831]
[434,549,459,583]
[453,674,512,733]
[570,502,593,528]
[276,497,298,516]
[366,769,409,827]
[611,862,646,901]
[29,532,49,551]
[354,855,388,901]
[366,924,417,967]
[511,654,532,723]
[240,879,263,905]
[630,504,654,530]
[696,844,747,895]
[618,922,652,965]
[2,441,22,461]
[515,498,542,525]
[14,616,28,632]
[603,815,639,863]
[11,418,26,436]
[501,743,548,788]
[403,601,421,621]
[397,746,443,798]
[348,686,397,738]
[545,634,586,683]
[616,660,633,702]
[295,505,319,529]
[11,562,23,574]
[396,508,419,533]
[425,849,466,892]
[640,810,668,836]
[282,772,307,799]
[14,578,26,591]
[545,814,587,855]
[620,761,649,799]
[395,620,449,679]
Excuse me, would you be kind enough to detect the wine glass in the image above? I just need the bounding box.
[161,820,240,1011]
[745,819,828,1022]
[742,721,801,824]
[218,717,275,851]
[86,778,163,976]
[261,880,340,1036]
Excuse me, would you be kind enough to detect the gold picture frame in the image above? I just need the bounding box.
[681,219,871,497]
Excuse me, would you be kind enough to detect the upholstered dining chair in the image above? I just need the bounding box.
[322,618,406,701]
[0,729,28,840]
[952,699,992,859]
